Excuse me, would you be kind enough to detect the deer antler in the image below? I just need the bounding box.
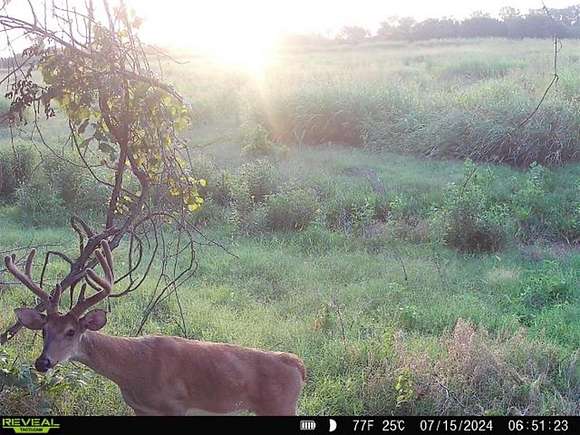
[4,250,64,315]
[5,250,50,304]
[70,241,114,317]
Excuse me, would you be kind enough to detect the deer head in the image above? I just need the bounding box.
[5,241,114,372]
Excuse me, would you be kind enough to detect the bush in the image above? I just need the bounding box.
[189,197,227,226]
[16,155,109,225]
[187,154,217,185]
[241,123,288,159]
[237,159,280,203]
[244,83,377,146]
[512,164,579,242]
[0,145,36,201]
[0,347,93,415]
[229,182,263,233]
[17,175,67,226]
[265,188,319,231]
[182,155,236,207]
[209,170,236,206]
[42,157,109,215]
[324,190,376,235]
[432,161,512,252]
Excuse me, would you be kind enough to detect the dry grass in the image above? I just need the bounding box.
[393,319,579,415]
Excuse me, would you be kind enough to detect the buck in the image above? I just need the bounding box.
[5,241,306,416]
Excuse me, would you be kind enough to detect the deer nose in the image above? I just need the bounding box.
[35,357,52,372]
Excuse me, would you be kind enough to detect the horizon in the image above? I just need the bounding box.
[129,0,580,70]
[131,0,579,48]
[1,1,579,68]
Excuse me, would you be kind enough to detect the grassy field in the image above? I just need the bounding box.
[0,38,578,415]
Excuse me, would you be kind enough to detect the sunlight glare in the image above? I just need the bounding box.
[200,30,275,73]
[137,1,280,74]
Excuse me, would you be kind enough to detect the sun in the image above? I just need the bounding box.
[200,30,276,73]
[135,0,280,74]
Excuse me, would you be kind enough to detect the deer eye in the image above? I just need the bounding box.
[65,329,76,338]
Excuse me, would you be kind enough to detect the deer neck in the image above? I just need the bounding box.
[73,331,140,386]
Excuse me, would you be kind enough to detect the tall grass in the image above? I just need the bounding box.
[243,68,579,166]
[170,38,580,167]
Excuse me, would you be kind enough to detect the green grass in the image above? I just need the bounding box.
[0,38,579,416]
[1,146,578,415]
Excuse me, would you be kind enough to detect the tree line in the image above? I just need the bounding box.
[284,5,580,46]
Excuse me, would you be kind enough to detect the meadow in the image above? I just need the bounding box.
[0,38,578,415]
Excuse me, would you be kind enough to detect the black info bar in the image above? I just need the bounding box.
[0,416,577,435]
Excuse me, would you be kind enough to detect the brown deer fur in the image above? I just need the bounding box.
[73,331,306,416]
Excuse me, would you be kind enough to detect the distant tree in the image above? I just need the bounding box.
[396,17,417,40]
[412,17,459,40]
[499,6,524,38]
[522,10,567,38]
[340,4,580,43]
[470,10,492,19]
[336,26,370,43]
[460,13,505,38]
[499,6,521,20]
[377,17,398,39]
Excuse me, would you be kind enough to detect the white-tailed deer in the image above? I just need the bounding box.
[5,241,306,416]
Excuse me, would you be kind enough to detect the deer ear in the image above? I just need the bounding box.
[15,308,46,330]
[80,309,107,331]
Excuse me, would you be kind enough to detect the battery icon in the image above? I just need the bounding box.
[300,420,317,431]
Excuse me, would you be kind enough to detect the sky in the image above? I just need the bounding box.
[129,0,580,46]
[2,0,579,65]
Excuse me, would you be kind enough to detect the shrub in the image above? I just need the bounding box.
[325,190,376,235]
[241,123,288,159]
[229,182,266,234]
[182,155,236,207]
[209,170,236,206]
[265,188,319,231]
[187,154,216,185]
[431,161,512,252]
[227,159,282,233]
[189,197,226,226]
[0,145,36,201]
[409,83,580,167]
[16,175,67,226]
[0,347,93,415]
[245,83,377,146]
[389,193,432,222]
[15,155,109,225]
[41,156,109,215]
[237,159,280,203]
[512,164,579,242]
[511,163,555,241]
[245,70,579,166]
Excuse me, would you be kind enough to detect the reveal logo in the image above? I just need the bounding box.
[2,418,60,434]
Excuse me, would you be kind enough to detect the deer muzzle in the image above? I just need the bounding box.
[34,356,52,372]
